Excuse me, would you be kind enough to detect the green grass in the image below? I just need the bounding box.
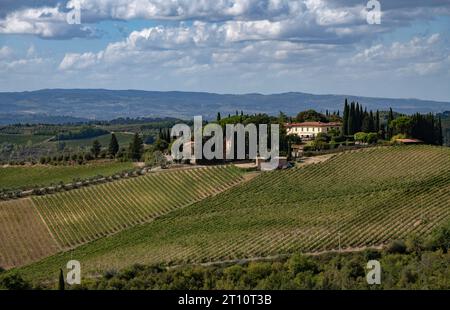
[0,162,134,190]
[0,134,53,145]
[59,133,135,149]
[0,132,135,150]
[14,145,450,282]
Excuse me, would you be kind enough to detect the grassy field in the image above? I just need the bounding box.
[0,162,134,190]
[0,166,244,269]
[11,145,450,282]
[60,133,135,149]
[0,134,53,145]
[0,132,134,148]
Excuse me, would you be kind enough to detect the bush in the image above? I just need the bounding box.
[354,132,368,143]
[366,133,378,144]
[0,273,32,290]
[405,234,424,254]
[385,240,407,254]
[288,254,318,275]
[332,135,346,143]
[426,221,450,253]
[310,140,330,151]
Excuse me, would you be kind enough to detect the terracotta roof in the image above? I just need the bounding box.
[286,122,342,128]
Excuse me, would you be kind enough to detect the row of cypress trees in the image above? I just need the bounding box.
[342,99,443,145]
[342,99,381,136]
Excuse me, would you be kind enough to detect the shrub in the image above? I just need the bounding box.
[425,221,450,253]
[366,132,378,144]
[354,132,368,143]
[288,254,318,275]
[0,273,32,290]
[332,135,346,143]
[405,234,424,254]
[385,240,407,254]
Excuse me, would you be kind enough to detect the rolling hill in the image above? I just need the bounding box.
[0,162,134,191]
[10,145,450,283]
[0,165,244,269]
[1,89,449,124]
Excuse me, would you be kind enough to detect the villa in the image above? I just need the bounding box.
[286,122,342,140]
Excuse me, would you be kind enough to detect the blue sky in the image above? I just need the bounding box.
[0,0,449,101]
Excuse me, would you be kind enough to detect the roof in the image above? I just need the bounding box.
[395,138,423,144]
[286,122,342,128]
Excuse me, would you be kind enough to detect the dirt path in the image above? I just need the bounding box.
[295,154,335,168]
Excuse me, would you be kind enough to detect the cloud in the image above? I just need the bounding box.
[1,0,449,39]
[59,52,102,70]
[2,0,450,101]
[339,33,450,77]
[0,3,95,38]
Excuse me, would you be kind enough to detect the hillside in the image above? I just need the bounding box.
[0,166,244,269]
[1,89,449,123]
[12,145,450,282]
[0,162,134,191]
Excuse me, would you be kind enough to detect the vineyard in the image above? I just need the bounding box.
[0,161,134,191]
[32,165,244,248]
[13,145,450,282]
[0,165,244,269]
[0,199,60,269]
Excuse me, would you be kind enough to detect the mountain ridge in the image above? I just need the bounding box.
[0,89,449,124]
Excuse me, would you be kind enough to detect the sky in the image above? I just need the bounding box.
[0,0,449,101]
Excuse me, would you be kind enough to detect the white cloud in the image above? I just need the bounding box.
[59,52,102,70]
[339,33,449,77]
[0,5,94,38]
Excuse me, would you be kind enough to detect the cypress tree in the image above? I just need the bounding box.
[217,112,221,121]
[361,115,371,133]
[376,110,380,132]
[387,108,394,139]
[355,103,360,132]
[164,128,170,142]
[58,269,65,290]
[91,140,101,158]
[348,102,356,135]
[342,99,349,136]
[358,103,364,131]
[128,133,144,162]
[437,116,443,146]
[369,110,375,132]
[108,133,119,157]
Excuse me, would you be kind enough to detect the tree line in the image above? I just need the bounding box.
[342,99,443,145]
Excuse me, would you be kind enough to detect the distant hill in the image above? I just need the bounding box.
[0,113,90,125]
[0,89,449,124]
